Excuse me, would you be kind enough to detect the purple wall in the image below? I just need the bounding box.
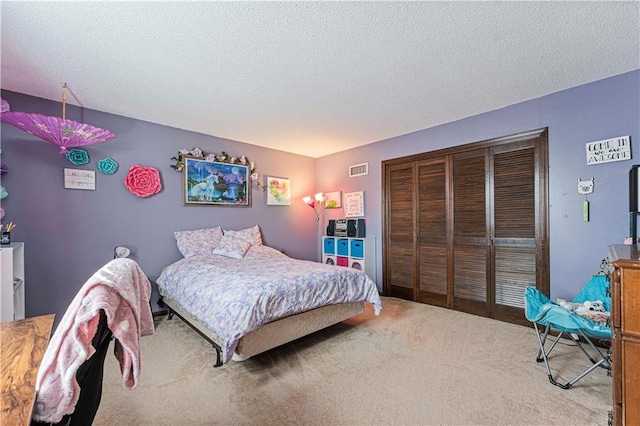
[0,91,318,322]
[316,70,640,302]
[2,70,638,322]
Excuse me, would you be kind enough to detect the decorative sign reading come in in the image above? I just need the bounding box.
[586,135,631,165]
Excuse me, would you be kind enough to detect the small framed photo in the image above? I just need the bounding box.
[325,191,342,208]
[183,156,251,206]
[266,176,291,206]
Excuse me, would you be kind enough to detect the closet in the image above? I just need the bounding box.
[383,129,549,326]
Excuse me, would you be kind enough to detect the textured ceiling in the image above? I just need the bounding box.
[1,1,638,158]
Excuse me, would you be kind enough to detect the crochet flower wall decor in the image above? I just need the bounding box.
[124,165,162,197]
[170,147,262,188]
[65,148,89,166]
[97,157,119,175]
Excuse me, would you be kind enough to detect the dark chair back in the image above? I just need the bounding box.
[32,310,112,426]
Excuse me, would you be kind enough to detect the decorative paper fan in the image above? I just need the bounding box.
[0,85,115,154]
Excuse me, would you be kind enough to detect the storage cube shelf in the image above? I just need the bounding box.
[322,236,376,282]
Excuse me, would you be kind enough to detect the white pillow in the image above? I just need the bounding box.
[223,225,263,246]
[174,226,223,258]
[211,235,252,259]
[245,245,288,260]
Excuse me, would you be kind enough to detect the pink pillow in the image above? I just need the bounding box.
[174,226,223,257]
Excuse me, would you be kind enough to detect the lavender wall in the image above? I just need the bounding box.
[0,91,318,322]
[316,70,640,302]
[2,70,638,323]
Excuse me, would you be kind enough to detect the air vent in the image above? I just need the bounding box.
[349,163,368,177]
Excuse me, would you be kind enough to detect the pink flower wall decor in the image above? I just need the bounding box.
[124,165,162,197]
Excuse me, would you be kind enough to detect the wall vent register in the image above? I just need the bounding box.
[349,163,368,177]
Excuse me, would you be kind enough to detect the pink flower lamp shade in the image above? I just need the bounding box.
[0,85,115,154]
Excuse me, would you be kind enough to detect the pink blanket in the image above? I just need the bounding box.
[33,258,155,423]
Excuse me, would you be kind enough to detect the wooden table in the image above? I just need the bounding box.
[1,314,54,426]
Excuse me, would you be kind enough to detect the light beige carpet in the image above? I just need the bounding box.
[94,297,612,425]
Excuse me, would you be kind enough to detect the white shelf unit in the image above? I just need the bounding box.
[322,236,376,281]
[1,242,25,322]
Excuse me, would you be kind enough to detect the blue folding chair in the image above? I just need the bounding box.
[524,275,612,389]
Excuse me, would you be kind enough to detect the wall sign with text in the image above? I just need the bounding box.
[344,191,364,217]
[64,168,96,190]
[586,135,631,165]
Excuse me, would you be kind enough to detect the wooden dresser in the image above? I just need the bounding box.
[0,314,54,425]
[608,244,640,425]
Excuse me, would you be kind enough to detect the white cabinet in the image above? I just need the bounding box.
[322,236,376,281]
[1,242,25,322]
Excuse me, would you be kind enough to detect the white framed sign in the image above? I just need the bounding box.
[344,191,364,217]
[586,135,631,165]
[64,168,95,190]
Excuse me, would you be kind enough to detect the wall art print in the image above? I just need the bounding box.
[344,191,364,217]
[325,191,342,208]
[183,156,251,206]
[266,176,290,206]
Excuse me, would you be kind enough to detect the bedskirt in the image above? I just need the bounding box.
[158,288,364,361]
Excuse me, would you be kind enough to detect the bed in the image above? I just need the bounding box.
[156,227,382,366]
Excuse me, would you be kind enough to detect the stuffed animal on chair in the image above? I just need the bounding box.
[558,299,606,314]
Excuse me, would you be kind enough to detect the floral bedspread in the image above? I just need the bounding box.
[156,247,382,363]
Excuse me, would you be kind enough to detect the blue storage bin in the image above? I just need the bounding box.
[337,239,349,256]
[350,239,364,258]
[323,238,335,255]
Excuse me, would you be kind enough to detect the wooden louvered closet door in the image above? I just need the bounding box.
[491,140,539,324]
[417,158,448,307]
[385,163,416,300]
[452,150,489,317]
[383,128,548,327]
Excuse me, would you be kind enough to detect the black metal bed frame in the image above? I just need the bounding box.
[159,296,224,367]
